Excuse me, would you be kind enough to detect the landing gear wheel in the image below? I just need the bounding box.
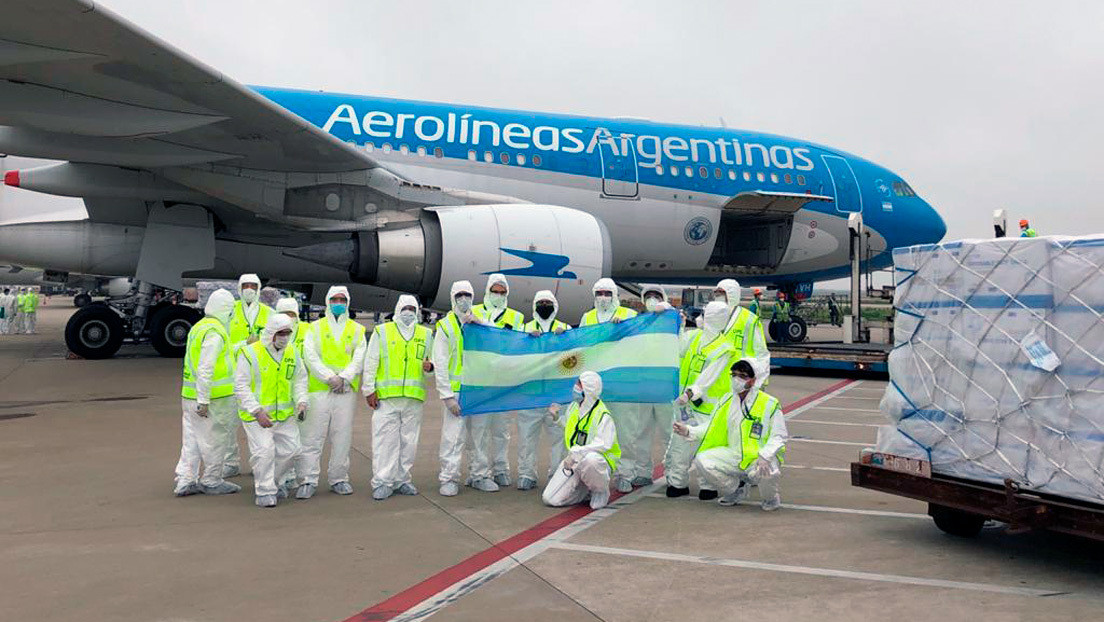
[929,503,986,537]
[768,320,783,342]
[150,305,201,358]
[74,293,92,308]
[785,317,808,343]
[65,305,124,359]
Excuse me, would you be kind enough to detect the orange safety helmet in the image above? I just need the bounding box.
[1019,219,1029,227]
[777,292,786,300]
[753,288,762,296]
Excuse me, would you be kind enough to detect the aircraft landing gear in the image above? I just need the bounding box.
[73,292,92,308]
[64,281,200,359]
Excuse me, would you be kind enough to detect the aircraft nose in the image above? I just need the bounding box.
[914,197,946,245]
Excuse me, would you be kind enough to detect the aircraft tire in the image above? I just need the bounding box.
[150,305,201,358]
[65,305,124,359]
[785,317,808,342]
[74,293,92,308]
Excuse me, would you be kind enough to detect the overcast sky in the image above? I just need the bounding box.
[95,0,1104,244]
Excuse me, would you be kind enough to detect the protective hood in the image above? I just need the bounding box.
[532,289,559,330]
[238,273,261,295]
[715,279,741,314]
[259,286,280,308]
[483,273,510,311]
[204,289,236,326]
[450,280,474,315]
[261,313,293,349]
[275,297,299,315]
[640,284,668,303]
[394,293,420,317]
[592,277,620,320]
[577,370,603,415]
[393,294,420,337]
[326,285,351,319]
[702,300,729,341]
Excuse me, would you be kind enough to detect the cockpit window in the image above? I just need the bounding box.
[893,181,917,197]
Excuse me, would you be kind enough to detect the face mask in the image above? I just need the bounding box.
[572,387,584,402]
[241,289,258,304]
[454,296,472,313]
[595,294,613,311]
[644,297,660,312]
[273,334,290,349]
[713,293,727,303]
[398,310,417,326]
[330,303,348,317]
[282,313,298,324]
[536,304,555,320]
[731,376,752,394]
[487,292,506,308]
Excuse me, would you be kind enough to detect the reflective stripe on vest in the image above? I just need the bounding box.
[580,306,635,326]
[696,391,784,469]
[181,317,235,400]
[472,304,524,330]
[308,318,365,393]
[563,400,621,471]
[238,341,298,422]
[725,307,763,358]
[522,318,570,333]
[436,311,464,392]
[678,331,737,415]
[374,321,430,401]
[228,301,272,349]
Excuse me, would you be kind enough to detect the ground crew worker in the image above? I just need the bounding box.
[435,280,498,495]
[20,287,38,334]
[771,292,791,343]
[298,285,366,499]
[713,279,770,387]
[225,273,274,476]
[0,288,12,334]
[1019,219,1037,237]
[627,284,675,490]
[471,273,525,488]
[749,288,763,317]
[580,277,639,493]
[665,301,738,499]
[542,371,620,510]
[173,289,241,497]
[675,359,788,511]
[363,294,433,500]
[516,290,570,490]
[233,314,308,508]
[275,297,305,491]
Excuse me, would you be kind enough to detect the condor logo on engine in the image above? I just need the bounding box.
[486,247,577,280]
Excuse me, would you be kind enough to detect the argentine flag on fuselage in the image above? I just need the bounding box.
[459,310,681,415]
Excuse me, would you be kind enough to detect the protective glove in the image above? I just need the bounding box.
[675,390,691,406]
[366,391,380,409]
[195,403,209,418]
[529,330,542,337]
[562,452,578,470]
[325,375,344,391]
[672,421,690,438]
[295,403,307,422]
[545,403,561,424]
[444,397,462,417]
[246,334,259,345]
[611,316,623,324]
[751,457,774,480]
[253,408,273,429]
[553,327,565,335]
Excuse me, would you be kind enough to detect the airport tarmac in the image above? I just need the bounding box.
[2,305,1102,622]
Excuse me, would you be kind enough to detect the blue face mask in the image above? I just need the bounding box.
[330,303,348,317]
[572,387,584,402]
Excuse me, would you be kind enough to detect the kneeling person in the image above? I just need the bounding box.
[542,371,620,510]
[675,360,787,510]
[234,315,308,508]
[363,295,432,500]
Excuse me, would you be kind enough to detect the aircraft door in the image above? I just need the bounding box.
[596,130,639,198]
[821,154,863,213]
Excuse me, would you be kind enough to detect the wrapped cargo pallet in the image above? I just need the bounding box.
[876,235,1104,505]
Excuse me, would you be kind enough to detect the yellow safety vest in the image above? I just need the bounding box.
[180,317,235,400]
[472,304,525,330]
[697,391,784,469]
[435,311,465,392]
[373,321,431,401]
[237,340,299,422]
[20,293,38,312]
[563,399,621,471]
[678,331,738,415]
[724,307,764,358]
[580,306,636,326]
[522,318,570,333]
[307,317,366,393]
[228,301,273,349]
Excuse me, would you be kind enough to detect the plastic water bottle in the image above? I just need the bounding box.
[679,407,697,427]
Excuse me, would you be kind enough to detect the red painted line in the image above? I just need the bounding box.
[345,381,855,621]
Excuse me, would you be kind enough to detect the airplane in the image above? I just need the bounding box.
[0,0,945,359]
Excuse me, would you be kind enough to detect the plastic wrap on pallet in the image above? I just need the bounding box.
[876,235,1104,504]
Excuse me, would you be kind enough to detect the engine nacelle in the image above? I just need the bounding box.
[285,204,611,322]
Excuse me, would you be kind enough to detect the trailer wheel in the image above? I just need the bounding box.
[65,305,125,359]
[74,293,92,308]
[768,320,782,342]
[150,305,201,358]
[785,317,808,342]
[930,503,986,537]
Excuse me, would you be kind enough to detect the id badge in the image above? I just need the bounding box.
[749,421,763,439]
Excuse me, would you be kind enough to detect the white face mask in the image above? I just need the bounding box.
[273,334,290,349]
[398,309,417,326]
[241,288,258,304]
[486,292,507,308]
[713,292,727,303]
[644,297,660,312]
[731,376,752,394]
[454,296,472,314]
[595,294,613,311]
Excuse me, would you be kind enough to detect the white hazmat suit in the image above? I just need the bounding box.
[715,279,770,387]
[516,290,569,489]
[542,371,618,510]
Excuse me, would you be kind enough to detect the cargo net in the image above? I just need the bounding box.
[876,235,1104,505]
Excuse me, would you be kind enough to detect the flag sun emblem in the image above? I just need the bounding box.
[559,351,583,373]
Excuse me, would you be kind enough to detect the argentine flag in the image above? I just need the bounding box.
[459,310,681,415]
